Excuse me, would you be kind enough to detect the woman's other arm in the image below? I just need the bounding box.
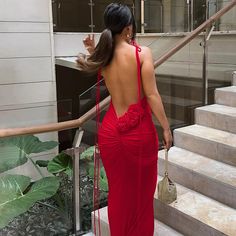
[141,46,172,150]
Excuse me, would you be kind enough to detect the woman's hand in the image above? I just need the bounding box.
[163,128,173,150]
[83,34,95,54]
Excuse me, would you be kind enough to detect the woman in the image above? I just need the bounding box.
[77,3,172,236]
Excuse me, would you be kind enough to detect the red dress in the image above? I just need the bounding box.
[95,42,159,236]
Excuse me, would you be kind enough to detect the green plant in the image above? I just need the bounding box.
[36,152,74,222]
[0,175,59,229]
[37,145,108,192]
[0,136,108,231]
[0,135,59,229]
[81,146,108,192]
[36,152,73,177]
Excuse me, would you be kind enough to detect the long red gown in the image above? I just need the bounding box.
[95,42,159,236]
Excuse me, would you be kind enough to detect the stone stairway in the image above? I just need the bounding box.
[89,75,236,236]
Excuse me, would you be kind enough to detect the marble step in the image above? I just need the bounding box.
[174,124,236,166]
[195,104,236,134]
[154,176,236,236]
[215,86,236,107]
[158,147,236,208]
[91,206,183,236]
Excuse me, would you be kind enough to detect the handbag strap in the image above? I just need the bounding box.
[131,40,142,102]
[164,149,169,176]
[93,68,102,236]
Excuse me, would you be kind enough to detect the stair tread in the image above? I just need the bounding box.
[196,104,236,117]
[155,176,236,235]
[175,124,236,147]
[92,206,183,236]
[159,147,236,188]
[215,86,236,93]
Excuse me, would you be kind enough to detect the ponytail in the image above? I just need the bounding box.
[76,28,114,74]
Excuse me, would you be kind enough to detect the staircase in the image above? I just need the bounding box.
[90,72,236,236]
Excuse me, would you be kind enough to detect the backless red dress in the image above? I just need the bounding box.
[94,42,159,236]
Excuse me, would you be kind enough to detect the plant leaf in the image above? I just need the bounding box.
[0,145,27,173]
[0,175,59,229]
[0,135,58,172]
[35,160,50,167]
[0,135,58,155]
[26,176,60,200]
[100,167,108,191]
[80,146,95,160]
[47,152,72,176]
[88,164,94,178]
[87,165,108,192]
[100,177,108,192]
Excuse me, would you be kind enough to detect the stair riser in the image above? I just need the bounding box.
[174,131,236,166]
[154,200,226,236]
[215,90,236,107]
[195,109,236,134]
[159,159,236,208]
[91,214,110,236]
[92,210,183,236]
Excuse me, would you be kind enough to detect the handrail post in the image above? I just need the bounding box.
[89,0,95,33]
[190,0,194,31]
[141,0,145,34]
[202,29,208,105]
[201,24,214,106]
[187,0,191,32]
[65,128,84,234]
[202,0,209,106]
[73,129,84,233]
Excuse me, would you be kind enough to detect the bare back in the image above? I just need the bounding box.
[102,43,144,117]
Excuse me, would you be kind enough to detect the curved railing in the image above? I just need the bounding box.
[0,0,235,138]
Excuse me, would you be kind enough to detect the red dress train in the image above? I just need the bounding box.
[95,43,159,236]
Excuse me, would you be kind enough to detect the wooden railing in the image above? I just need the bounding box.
[0,0,235,138]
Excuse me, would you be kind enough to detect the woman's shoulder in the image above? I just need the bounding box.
[139,45,152,56]
[139,45,153,63]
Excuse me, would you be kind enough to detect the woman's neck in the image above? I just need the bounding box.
[114,34,131,47]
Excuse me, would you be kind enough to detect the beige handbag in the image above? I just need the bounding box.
[158,149,177,204]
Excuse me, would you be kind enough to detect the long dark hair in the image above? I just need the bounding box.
[77,3,136,73]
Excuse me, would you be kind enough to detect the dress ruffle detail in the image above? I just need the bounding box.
[117,103,145,133]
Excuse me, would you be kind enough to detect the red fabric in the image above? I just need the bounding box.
[94,42,159,236]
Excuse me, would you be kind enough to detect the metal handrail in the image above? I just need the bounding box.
[154,0,236,67]
[0,0,235,138]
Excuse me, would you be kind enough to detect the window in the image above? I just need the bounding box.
[53,0,135,32]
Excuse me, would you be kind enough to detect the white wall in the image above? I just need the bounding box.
[54,32,101,57]
[0,0,57,129]
[0,0,58,179]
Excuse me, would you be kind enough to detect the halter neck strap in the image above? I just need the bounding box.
[133,42,142,102]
